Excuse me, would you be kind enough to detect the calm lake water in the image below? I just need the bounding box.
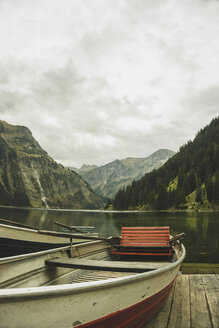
[0,207,218,263]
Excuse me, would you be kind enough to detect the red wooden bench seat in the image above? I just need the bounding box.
[110,227,173,257]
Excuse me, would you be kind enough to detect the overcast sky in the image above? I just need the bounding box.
[0,0,218,168]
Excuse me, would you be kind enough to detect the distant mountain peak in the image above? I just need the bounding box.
[71,164,99,175]
[81,164,98,171]
[75,149,175,199]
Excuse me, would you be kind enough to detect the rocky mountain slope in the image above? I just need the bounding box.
[74,149,175,199]
[0,121,104,209]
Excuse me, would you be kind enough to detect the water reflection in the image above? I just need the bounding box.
[0,207,218,263]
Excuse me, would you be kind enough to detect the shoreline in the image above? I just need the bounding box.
[0,204,218,213]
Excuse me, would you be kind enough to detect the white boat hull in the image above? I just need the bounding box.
[0,240,186,328]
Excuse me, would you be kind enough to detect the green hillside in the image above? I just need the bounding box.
[113,117,219,211]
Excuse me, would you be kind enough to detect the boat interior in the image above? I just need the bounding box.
[0,227,183,290]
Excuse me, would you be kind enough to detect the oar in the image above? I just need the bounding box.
[37,229,120,245]
[54,221,87,234]
[0,217,120,245]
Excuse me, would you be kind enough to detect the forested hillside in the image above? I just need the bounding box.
[113,117,219,211]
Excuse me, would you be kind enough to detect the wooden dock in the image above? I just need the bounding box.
[144,274,219,328]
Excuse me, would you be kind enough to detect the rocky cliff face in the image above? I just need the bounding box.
[75,149,175,199]
[0,121,104,209]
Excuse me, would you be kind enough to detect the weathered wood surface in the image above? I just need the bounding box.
[144,274,219,328]
[182,263,219,274]
[46,257,171,272]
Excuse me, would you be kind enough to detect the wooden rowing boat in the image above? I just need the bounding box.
[0,219,98,257]
[0,226,185,328]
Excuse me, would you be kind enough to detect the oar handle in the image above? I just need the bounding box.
[170,233,185,245]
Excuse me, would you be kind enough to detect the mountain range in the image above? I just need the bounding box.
[0,121,104,209]
[3,117,216,212]
[72,149,175,199]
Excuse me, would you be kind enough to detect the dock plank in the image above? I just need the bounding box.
[167,274,190,328]
[189,275,213,328]
[143,274,219,328]
[202,274,219,328]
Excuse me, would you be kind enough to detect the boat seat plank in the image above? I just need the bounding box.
[112,245,172,249]
[111,227,173,257]
[45,258,171,272]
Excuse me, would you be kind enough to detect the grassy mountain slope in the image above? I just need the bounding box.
[0,121,104,209]
[76,149,175,199]
[113,117,219,211]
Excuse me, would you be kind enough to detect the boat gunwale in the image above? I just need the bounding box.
[0,222,39,234]
[0,243,186,299]
[0,245,71,264]
[0,240,105,264]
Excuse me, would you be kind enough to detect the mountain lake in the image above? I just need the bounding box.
[0,206,218,273]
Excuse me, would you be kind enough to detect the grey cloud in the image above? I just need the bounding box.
[81,29,122,57]
[0,72,10,85]
[0,0,218,168]
[0,90,24,113]
[0,77,9,85]
[178,86,219,137]
[183,86,219,115]
[31,64,85,108]
[0,61,28,86]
